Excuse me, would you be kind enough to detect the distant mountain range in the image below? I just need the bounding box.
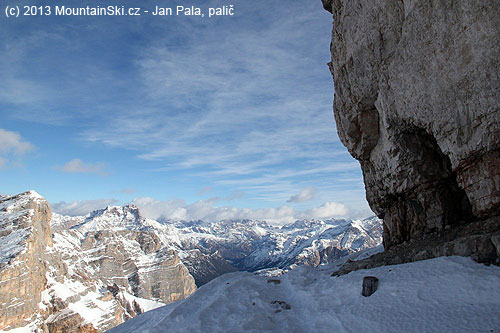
[0,191,382,332]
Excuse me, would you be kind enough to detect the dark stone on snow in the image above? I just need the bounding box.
[267,279,281,285]
[362,276,379,297]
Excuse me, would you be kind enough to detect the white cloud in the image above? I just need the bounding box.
[120,188,136,194]
[58,159,109,176]
[0,128,34,154]
[50,194,356,224]
[306,201,348,219]
[132,197,189,221]
[52,198,119,216]
[287,186,316,203]
[132,197,350,225]
[0,128,35,167]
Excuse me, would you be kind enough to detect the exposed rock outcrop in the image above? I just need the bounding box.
[0,191,52,329]
[178,250,238,286]
[0,192,197,332]
[0,191,384,330]
[75,228,195,304]
[237,217,382,271]
[322,0,500,254]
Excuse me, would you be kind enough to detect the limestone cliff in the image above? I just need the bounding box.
[0,191,52,329]
[322,1,499,257]
[0,192,196,332]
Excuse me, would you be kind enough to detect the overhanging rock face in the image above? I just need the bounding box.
[322,0,499,249]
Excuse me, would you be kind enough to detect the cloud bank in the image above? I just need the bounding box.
[52,196,349,225]
[52,198,119,216]
[133,197,349,224]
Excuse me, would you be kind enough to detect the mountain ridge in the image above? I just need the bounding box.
[0,190,382,332]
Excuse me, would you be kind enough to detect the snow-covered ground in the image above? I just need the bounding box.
[109,256,500,333]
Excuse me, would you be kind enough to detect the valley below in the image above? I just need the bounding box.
[0,190,382,332]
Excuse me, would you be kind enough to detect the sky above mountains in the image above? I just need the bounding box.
[0,0,372,223]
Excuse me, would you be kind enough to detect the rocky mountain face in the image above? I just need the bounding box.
[52,205,197,307]
[161,219,268,285]
[322,0,500,260]
[0,191,382,331]
[0,191,53,330]
[235,217,381,272]
[0,192,196,332]
[162,217,381,277]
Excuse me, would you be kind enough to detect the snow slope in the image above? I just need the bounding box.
[109,256,500,333]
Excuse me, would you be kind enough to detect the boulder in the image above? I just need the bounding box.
[361,276,379,297]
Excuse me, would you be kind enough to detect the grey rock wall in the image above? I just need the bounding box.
[323,0,500,249]
[0,191,53,330]
[79,229,196,304]
[0,192,197,332]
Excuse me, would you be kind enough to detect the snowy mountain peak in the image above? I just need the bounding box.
[0,190,44,201]
[0,191,386,332]
[0,190,46,211]
[74,204,146,232]
[6,190,45,201]
[282,219,324,230]
[24,190,45,200]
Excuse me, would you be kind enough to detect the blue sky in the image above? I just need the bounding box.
[0,0,372,223]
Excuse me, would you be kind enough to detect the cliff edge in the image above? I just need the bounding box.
[322,0,499,266]
[0,192,197,332]
[0,191,53,329]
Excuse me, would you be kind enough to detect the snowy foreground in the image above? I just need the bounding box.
[109,256,500,333]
